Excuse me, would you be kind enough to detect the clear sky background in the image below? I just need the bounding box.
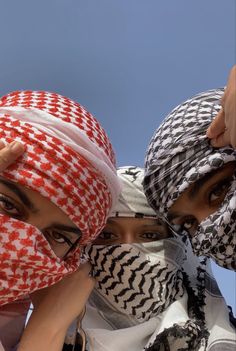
[0,0,235,312]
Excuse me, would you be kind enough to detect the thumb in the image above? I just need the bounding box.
[206,109,225,139]
[0,142,25,172]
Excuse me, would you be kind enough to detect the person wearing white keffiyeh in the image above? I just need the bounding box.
[63,166,236,351]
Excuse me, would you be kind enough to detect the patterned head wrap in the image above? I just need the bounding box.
[64,165,236,351]
[144,88,236,270]
[83,167,186,326]
[0,90,121,305]
[111,166,156,217]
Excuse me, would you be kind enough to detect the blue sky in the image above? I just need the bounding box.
[0,0,235,311]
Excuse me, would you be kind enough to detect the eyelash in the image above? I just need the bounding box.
[141,232,165,240]
[0,194,24,219]
[44,229,74,247]
[176,180,232,234]
[98,231,116,240]
[207,178,232,205]
[0,194,77,248]
[98,229,168,241]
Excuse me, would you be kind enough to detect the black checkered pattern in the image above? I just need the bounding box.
[144,89,236,270]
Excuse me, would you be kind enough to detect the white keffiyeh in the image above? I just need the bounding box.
[63,166,236,351]
[110,167,156,218]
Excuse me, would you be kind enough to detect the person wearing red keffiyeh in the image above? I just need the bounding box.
[0,90,120,308]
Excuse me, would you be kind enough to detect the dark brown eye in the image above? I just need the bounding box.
[44,229,73,246]
[93,229,119,244]
[0,195,22,218]
[140,231,167,241]
[52,231,67,244]
[209,181,230,204]
[98,231,116,240]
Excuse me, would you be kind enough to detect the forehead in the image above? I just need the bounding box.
[107,217,162,227]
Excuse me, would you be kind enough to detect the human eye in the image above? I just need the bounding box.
[140,230,168,242]
[0,194,23,219]
[43,228,81,258]
[94,229,118,244]
[208,178,232,205]
[44,229,74,247]
[98,231,115,240]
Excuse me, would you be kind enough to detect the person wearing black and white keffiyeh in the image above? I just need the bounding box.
[144,88,236,271]
[63,167,236,351]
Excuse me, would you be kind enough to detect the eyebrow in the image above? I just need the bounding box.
[142,220,164,227]
[0,178,82,237]
[188,171,216,199]
[0,178,39,212]
[107,218,164,228]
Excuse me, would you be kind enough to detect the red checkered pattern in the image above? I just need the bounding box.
[0,91,117,305]
[0,214,80,305]
[0,90,115,165]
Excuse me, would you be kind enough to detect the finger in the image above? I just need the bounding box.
[0,142,25,172]
[0,141,6,150]
[206,109,225,138]
[210,129,230,148]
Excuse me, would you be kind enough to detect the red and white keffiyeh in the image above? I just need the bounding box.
[0,90,121,305]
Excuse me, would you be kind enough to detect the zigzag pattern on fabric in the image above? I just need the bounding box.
[86,243,185,321]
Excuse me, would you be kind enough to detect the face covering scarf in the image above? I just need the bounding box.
[0,90,121,306]
[143,88,236,270]
[64,238,236,351]
[63,166,235,351]
[87,238,186,325]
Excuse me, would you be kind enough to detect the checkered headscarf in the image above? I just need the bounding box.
[144,89,236,270]
[110,166,156,218]
[0,90,120,243]
[0,90,121,304]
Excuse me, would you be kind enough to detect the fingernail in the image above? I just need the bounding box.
[9,142,25,154]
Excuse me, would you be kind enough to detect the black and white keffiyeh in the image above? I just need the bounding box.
[86,237,186,325]
[63,166,236,351]
[143,89,236,270]
[82,238,235,351]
